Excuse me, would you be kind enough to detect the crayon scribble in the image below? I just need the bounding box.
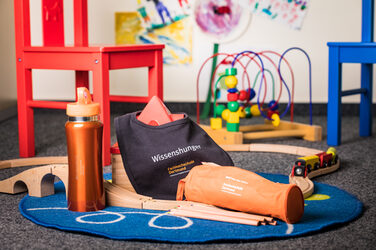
[250,0,310,29]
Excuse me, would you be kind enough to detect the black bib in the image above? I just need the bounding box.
[115,112,234,200]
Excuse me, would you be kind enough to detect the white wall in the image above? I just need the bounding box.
[2,0,375,105]
[0,0,17,110]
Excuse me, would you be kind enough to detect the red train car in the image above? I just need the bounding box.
[315,152,333,168]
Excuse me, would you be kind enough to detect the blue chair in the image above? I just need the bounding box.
[327,0,375,145]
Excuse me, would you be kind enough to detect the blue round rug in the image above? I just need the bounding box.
[19,173,362,242]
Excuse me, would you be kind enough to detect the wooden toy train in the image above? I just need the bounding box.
[291,147,338,178]
[289,147,340,198]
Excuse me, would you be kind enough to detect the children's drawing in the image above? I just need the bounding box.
[194,0,251,43]
[249,0,309,30]
[195,0,241,40]
[147,0,174,24]
[116,0,192,65]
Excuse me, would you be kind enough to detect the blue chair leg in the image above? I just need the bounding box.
[327,47,342,146]
[360,63,373,137]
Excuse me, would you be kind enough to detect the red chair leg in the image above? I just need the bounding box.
[75,70,89,101]
[92,53,111,166]
[75,71,89,88]
[148,50,164,100]
[17,67,35,157]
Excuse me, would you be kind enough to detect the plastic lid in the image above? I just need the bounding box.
[66,87,100,117]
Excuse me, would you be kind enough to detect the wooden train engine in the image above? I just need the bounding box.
[291,148,338,178]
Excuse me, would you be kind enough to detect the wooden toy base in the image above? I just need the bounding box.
[201,119,322,145]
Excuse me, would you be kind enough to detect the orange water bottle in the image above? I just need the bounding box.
[65,87,105,212]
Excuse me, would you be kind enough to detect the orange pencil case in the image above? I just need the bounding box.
[176,164,304,224]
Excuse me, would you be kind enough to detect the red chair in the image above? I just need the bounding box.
[14,0,164,165]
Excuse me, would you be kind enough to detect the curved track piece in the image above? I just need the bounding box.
[220,144,340,198]
[288,176,314,199]
[221,143,322,156]
[105,180,204,211]
[0,164,68,197]
[0,161,207,211]
[289,160,340,198]
[104,180,151,209]
[0,148,340,209]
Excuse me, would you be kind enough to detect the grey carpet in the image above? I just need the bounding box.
[0,109,375,249]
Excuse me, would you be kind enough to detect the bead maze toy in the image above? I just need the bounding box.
[196,48,322,145]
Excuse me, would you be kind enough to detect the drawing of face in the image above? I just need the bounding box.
[194,0,244,40]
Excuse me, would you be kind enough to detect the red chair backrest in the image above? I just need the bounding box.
[42,0,65,46]
[15,0,89,48]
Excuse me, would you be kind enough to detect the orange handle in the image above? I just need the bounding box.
[77,87,92,104]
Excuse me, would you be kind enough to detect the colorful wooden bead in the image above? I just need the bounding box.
[227,88,238,93]
[225,67,237,76]
[247,88,256,100]
[221,108,230,121]
[227,101,240,112]
[267,110,280,119]
[226,122,239,132]
[227,92,239,102]
[271,113,280,127]
[237,106,246,118]
[268,100,279,111]
[228,111,240,124]
[225,75,238,89]
[244,106,253,118]
[215,104,226,117]
[238,90,249,101]
[210,117,222,130]
[250,104,261,116]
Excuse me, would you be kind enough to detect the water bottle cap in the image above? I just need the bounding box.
[66,87,100,117]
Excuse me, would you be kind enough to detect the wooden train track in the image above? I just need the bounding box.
[289,159,340,199]
[111,143,337,200]
[0,156,67,169]
[0,164,68,197]
[0,144,339,209]
[0,162,209,211]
